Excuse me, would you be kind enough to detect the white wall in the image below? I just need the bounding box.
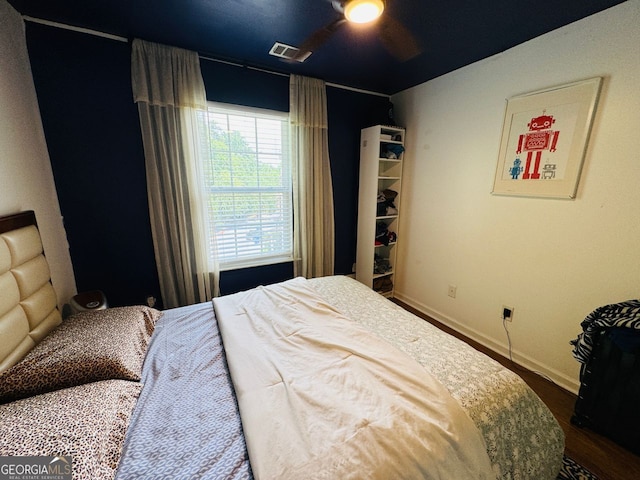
[0,0,76,305]
[392,0,640,393]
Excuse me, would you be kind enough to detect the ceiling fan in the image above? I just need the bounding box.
[293,0,421,62]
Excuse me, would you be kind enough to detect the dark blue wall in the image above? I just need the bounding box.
[26,25,159,307]
[25,22,389,307]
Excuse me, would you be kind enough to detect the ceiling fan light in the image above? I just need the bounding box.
[344,0,384,24]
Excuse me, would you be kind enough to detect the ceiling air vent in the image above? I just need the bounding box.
[269,42,311,62]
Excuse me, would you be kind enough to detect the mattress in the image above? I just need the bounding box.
[116,275,564,479]
[309,276,564,479]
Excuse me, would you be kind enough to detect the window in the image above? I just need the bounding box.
[198,103,292,270]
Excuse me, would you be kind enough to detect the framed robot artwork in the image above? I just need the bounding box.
[492,77,602,199]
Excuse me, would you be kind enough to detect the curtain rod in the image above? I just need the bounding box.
[23,16,389,98]
[23,16,129,43]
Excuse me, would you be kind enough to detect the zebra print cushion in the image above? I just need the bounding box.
[571,299,640,364]
[557,455,598,479]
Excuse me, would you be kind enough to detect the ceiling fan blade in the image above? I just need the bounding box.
[293,18,346,61]
[378,14,421,62]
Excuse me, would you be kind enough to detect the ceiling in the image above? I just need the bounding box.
[8,0,625,95]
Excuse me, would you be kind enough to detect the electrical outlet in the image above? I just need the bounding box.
[448,285,457,298]
[502,305,514,321]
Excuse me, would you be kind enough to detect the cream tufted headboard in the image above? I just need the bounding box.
[0,211,62,372]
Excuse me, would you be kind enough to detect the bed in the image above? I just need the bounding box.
[0,211,565,479]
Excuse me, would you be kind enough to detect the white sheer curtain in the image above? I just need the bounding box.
[290,75,335,278]
[131,39,218,308]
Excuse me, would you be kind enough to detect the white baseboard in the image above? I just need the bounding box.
[394,290,581,395]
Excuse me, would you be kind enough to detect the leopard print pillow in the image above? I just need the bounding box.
[0,379,142,479]
[0,306,161,403]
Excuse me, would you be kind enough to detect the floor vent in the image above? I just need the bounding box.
[269,42,311,62]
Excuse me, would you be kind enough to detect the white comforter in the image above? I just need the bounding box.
[214,277,495,480]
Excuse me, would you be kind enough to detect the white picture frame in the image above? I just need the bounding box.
[492,77,602,199]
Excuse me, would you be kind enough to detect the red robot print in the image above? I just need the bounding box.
[516,113,560,180]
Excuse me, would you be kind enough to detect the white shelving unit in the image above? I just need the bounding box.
[355,125,405,297]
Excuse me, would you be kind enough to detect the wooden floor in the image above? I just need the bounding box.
[394,300,640,480]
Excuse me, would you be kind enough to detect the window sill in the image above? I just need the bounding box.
[218,255,294,272]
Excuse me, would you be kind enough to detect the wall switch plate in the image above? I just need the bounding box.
[448,285,457,298]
